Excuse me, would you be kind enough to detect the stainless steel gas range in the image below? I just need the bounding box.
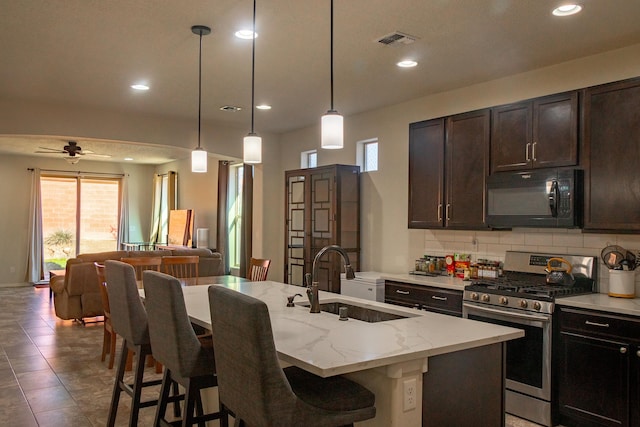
[462,251,597,427]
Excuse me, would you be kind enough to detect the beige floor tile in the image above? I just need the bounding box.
[16,369,62,391]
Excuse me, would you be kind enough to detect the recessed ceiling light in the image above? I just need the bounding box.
[552,4,582,16]
[256,104,271,110]
[235,30,258,39]
[220,105,242,112]
[124,157,134,161]
[397,60,418,68]
[131,84,150,91]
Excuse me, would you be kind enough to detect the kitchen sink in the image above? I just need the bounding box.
[297,300,417,323]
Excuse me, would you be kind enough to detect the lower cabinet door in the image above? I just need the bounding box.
[558,332,630,427]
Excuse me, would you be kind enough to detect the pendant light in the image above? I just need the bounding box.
[191,25,211,173]
[243,0,262,164]
[321,0,343,149]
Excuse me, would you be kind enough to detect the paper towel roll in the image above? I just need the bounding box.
[196,228,209,249]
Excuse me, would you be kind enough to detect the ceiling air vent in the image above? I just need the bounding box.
[376,31,417,46]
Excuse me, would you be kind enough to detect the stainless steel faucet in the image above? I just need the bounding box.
[305,245,355,313]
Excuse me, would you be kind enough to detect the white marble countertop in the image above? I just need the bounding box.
[382,273,468,291]
[557,293,640,317]
[179,280,523,378]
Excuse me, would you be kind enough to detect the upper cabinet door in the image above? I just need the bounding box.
[583,78,640,232]
[445,109,490,229]
[490,91,578,173]
[408,119,445,228]
[532,92,578,169]
[490,101,531,173]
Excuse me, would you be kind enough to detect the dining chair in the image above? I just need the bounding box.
[143,271,227,427]
[247,257,271,281]
[208,285,376,426]
[120,256,162,280]
[162,255,199,279]
[104,260,165,427]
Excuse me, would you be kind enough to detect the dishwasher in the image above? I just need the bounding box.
[340,271,385,302]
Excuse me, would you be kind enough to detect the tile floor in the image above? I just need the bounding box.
[0,285,544,426]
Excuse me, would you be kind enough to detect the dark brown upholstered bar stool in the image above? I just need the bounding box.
[208,285,376,427]
[143,270,227,427]
[104,260,165,427]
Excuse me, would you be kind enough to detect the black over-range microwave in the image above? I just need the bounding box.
[486,168,582,228]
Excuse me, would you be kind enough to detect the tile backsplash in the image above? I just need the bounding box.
[421,228,640,296]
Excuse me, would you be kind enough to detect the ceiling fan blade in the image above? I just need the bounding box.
[85,153,112,158]
[36,147,66,153]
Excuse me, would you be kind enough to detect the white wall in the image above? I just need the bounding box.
[271,43,640,293]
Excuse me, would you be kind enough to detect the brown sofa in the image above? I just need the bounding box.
[50,248,224,321]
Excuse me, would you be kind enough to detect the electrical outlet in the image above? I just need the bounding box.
[403,378,417,411]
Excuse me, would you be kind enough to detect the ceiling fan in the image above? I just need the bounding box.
[35,141,111,164]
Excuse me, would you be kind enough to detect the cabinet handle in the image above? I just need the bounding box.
[532,142,537,161]
[446,204,451,221]
[395,289,410,295]
[620,347,627,354]
[585,320,610,328]
[526,143,531,161]
[437,204,442,222]
[431,295,447,301]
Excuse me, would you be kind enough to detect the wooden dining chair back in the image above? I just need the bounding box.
[162,255,199,279]
[247,257,271,281]
[120,257,162,280]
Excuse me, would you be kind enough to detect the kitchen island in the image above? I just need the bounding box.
[177,280,523,426]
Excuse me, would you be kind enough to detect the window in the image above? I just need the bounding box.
[228,164,244,269]
[301,149,317,168]
[357,138,378,172]
[41,175,120,275]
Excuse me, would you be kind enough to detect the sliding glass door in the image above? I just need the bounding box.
[41,175,120,276]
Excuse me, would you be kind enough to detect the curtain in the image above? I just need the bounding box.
[216,161,230,274]
[117,174,129,248]
[149,171,177,245]
[26,168,44,283]
[239,164,253,278]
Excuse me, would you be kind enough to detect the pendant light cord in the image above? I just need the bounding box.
[250,0,257,134]
[330,0,334,111]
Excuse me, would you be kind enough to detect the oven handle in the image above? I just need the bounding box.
[463,302,551,322]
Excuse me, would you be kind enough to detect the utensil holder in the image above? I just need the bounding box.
[608,269,636,298]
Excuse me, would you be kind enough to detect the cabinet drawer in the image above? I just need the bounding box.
[558,307,640,341]
[422,287,462,316]
[385,280,462,316]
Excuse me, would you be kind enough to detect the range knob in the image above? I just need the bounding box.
[470,292,479,301]
[519,299,528,309]
[499,296,509,305]
[533,301,542,311]
[481,294,490,302]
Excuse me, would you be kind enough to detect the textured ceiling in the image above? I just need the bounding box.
[1,0,640,163]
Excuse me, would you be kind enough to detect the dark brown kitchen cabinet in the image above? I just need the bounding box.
[556,307,640,427]
[490,91,578,173]
[385,280,462,317]
[284,164,360,294]
[408,109,489,229]
[582,77,640,232]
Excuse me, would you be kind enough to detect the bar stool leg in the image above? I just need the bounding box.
[106,340,129,427]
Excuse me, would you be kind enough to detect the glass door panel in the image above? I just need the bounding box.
[41,177,77,277]
[79,179,120,254]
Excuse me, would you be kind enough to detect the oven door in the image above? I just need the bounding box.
[463,302,552,401]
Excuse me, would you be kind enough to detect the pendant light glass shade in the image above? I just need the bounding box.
[191,25,211,173]
[191,147,208,173]
[321,110,343,149]
[244,133,262,163]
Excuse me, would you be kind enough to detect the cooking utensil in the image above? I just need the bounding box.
[625,250,637,270]
[545,257,575,286]
[601,245,628,269]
